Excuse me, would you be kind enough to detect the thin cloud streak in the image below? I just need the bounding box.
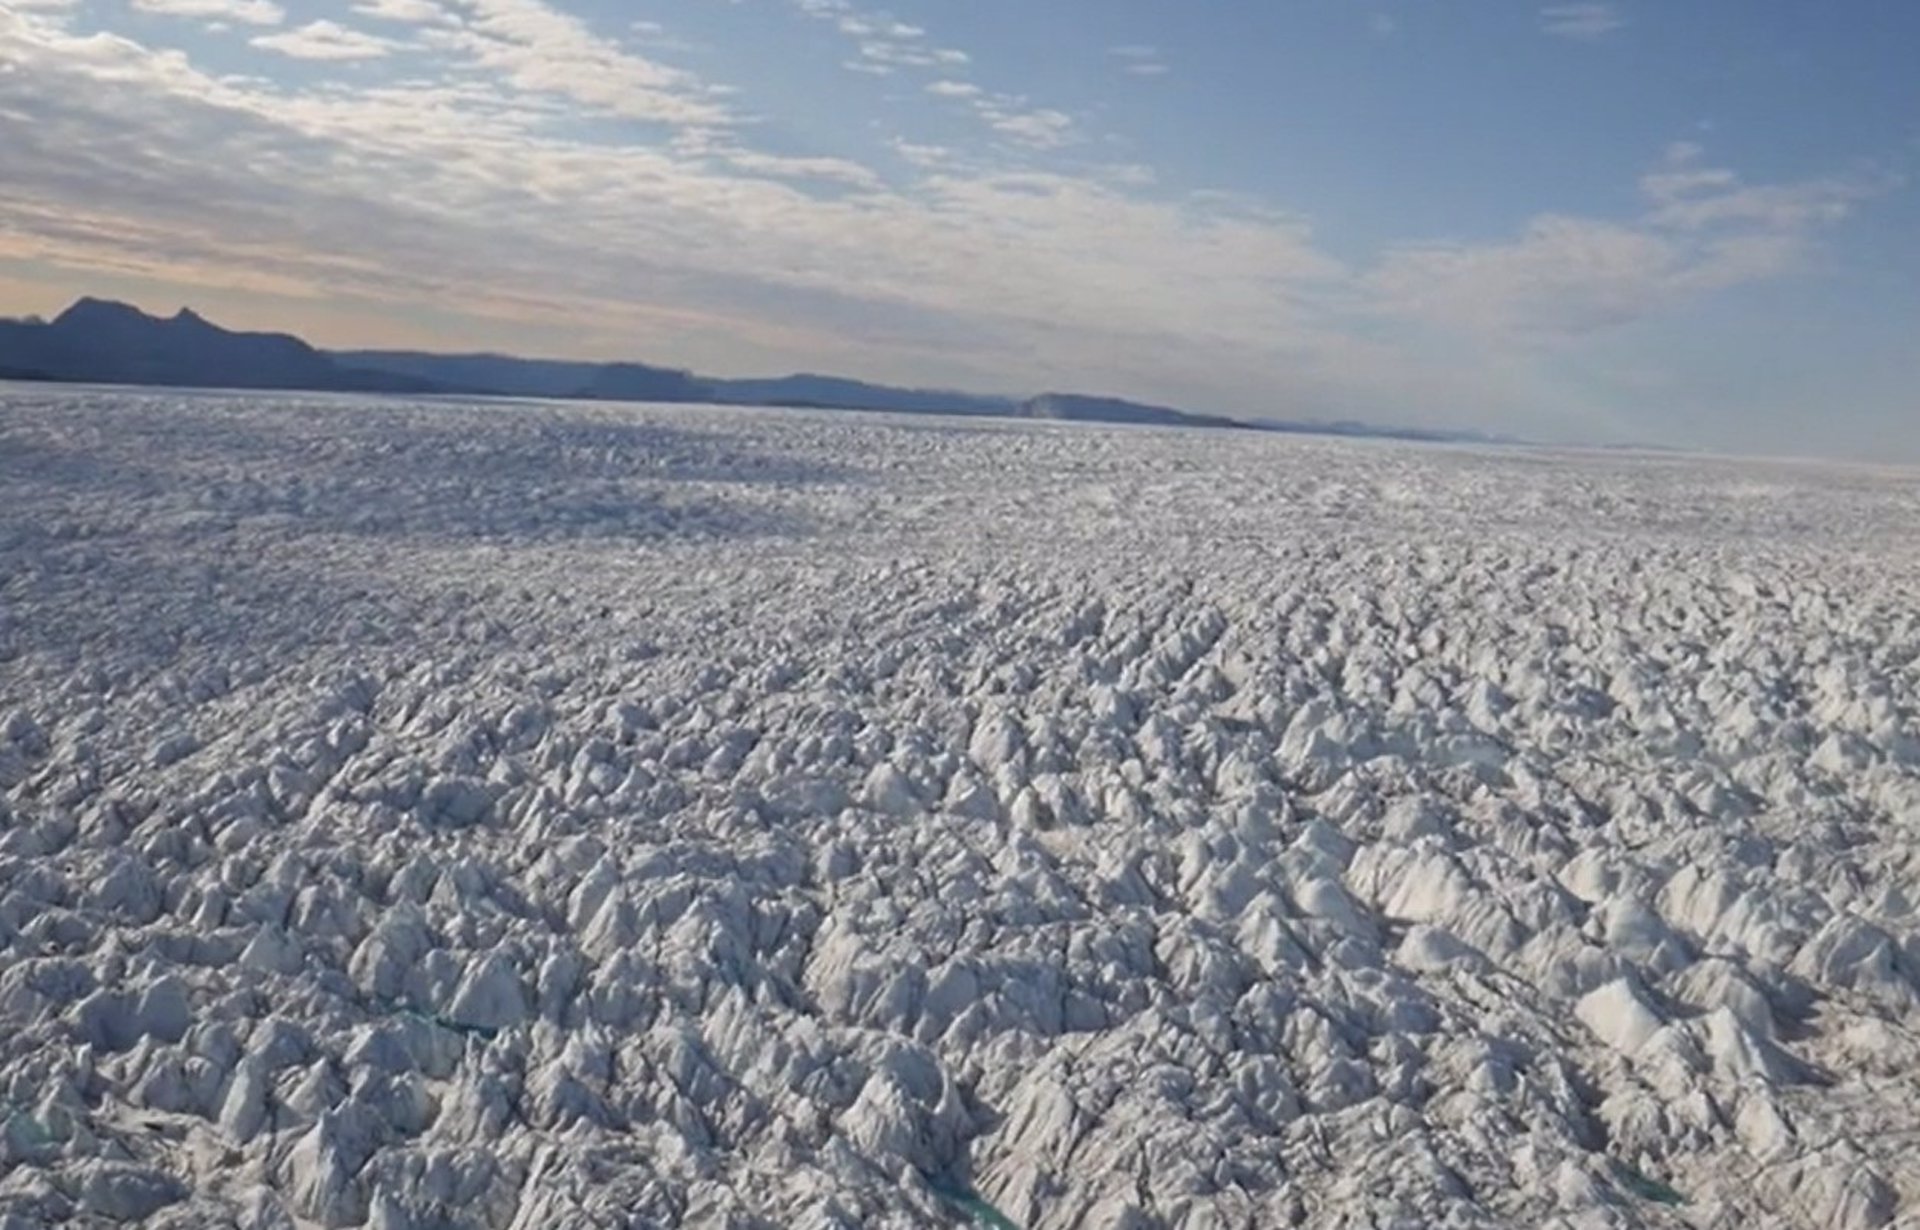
[1539,3,1626,40]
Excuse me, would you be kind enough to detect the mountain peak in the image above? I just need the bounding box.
[8,295,443,394]
[53,296,154,329]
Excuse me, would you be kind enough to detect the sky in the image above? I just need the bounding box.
[0,0,1915,457]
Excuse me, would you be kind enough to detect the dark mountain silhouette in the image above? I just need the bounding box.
[706,373,1016,417]
[1250,417,1513,445]
[1019,394,1514,442]
[0,299,436,393]
[334,351,704,402]
[338,354,1055,420]
[1020,392,1255,431]
[0,318,58,382]
[578,362,707,403]
[332,350,600,398]
[2,295,1513,444]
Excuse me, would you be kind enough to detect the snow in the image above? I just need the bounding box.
[3,386,1920,1228]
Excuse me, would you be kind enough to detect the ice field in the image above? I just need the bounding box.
[2,387,1919,1229]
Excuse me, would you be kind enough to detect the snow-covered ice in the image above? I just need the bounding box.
[2,387,1919,1228]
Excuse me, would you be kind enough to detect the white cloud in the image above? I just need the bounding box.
[889,139,953,169]
[252,20,399,61]
[1642,166,1867,232]
[0,6,1333,396]
[1100,163,1157,188]
[1370,215,1678,338]
[978,104,1076,150]
[790,0,960,76]
[626,18,700,53]
[0,4,1888,440]
[1539,3,1626,39]
[1107,44,1169,76]
[129,0,285,26]
[1368,146,1876,342]
[707,147,884,191]
[350,0,446,24]
[416,0,734,126]
[785,0,1083,151]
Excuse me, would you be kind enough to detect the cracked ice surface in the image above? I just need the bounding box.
[3,387,1920,1229]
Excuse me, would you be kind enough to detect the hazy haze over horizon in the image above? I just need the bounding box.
[1,0,1915,458]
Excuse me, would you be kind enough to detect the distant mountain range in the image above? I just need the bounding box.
[0,299,439,394]
[324,349,705,402]
[1020,392,1250,431]
[0,297,1509,443]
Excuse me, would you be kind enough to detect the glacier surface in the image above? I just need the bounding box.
[2,388,1918,1228]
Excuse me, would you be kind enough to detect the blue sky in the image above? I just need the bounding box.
[0,0,1914,456]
